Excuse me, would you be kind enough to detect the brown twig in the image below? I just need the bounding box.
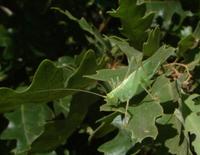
[164,62,192,83]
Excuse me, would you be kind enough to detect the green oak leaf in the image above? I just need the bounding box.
[66,50,97,88]
[150,75,179,103]
[0,50,97,113]
[99,100,163,153]
[56,56,75,69]
[52,7,107,53]
[53,96,72,118]
[106,46,175,106]
[166,115,191,155]
[85,67,127,82]
[194,21,200,39]
[107,36,143,63]
[30,93,99,153]
[109,0,154,49]
[98,129,135,155]
[145,1,186,29]
[184,94,200,112]
[0,59,67,112]
[143,26,160,57]
[127,100,163,142]
[184,94,200,155]
[146,75,179,114]
[157,114,192,155]
[188,50,200,71]
[185,113,200,154]
[85,67,128,88]
[178,21,200,56]
[178,35,196,54]
[89,112,119,140]
[1,104,53,154]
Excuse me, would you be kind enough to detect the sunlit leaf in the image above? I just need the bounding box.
[150,75,179,103]
[127,100,163,142]
[85,67,128,89]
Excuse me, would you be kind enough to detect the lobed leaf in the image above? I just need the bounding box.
[1,104,53,154]
[31,93,99,152]
[98,129,135,155]
[52,7,107,53]
[150,75,179,103]
[158,114,191,155]
[0,50,97,113]
[109,0,154,49]
[184,94,200,155]
[107,36,143,63]
[145,0,186,29]
[143,26,160,57]
[128,100,163,142]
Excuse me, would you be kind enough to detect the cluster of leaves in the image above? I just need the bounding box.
[0,0,200,154]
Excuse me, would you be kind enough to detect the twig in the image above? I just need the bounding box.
[164,62,192,83]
